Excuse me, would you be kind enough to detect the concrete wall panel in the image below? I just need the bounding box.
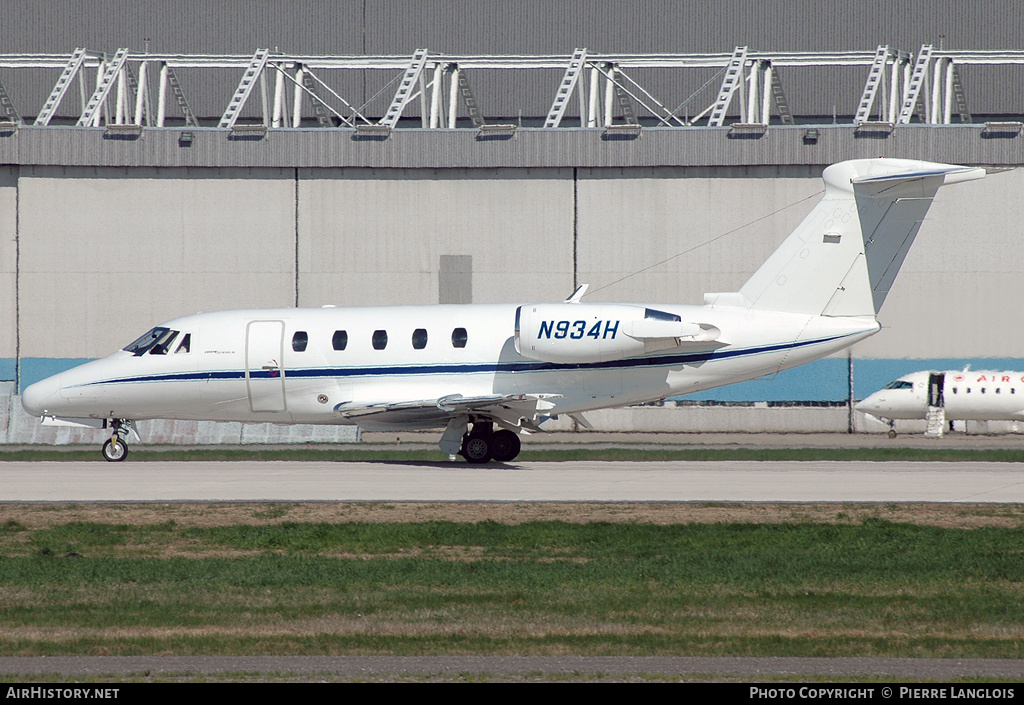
[18,166,296,358]
[297,167,575,307]
[576,166,822,305]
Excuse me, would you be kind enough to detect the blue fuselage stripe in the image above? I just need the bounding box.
[81,333,851,388]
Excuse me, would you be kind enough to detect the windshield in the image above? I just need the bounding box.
[123,327,178,356]
[883,380,913,390]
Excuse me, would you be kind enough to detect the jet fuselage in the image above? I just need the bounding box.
[857,370,1024,422]
[23,303,879,429]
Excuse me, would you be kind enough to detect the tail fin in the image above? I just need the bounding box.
[732,158,985,317]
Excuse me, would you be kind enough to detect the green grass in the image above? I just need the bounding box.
[4,446,1024,462]
[2,517,1024,657]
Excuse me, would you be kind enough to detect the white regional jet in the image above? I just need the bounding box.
[857,369,1024,436]
[22,158,986,462]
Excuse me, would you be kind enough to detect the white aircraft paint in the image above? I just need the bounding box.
[858,369,1024,426]
[21,159,988,462]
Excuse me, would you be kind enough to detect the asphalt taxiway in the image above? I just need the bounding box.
[2,458,1023,502]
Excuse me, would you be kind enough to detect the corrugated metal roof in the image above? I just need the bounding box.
[1,0,1024,122]
[2,125,1022,169]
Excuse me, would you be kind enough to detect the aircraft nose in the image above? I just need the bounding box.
[21,375,62,416]
[854,393,885,415]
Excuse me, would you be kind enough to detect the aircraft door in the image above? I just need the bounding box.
[246,320,287,413]
[928,372,945,407]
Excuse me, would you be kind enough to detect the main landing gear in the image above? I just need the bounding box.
[100,419,133,462]
[459,422,522,464]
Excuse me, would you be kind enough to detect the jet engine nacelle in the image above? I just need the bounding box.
[515,303,720,364]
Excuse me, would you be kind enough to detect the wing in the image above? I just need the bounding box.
[333,393,558,427]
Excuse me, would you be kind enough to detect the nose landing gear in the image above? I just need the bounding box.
[100,419,136,462]
[101,437,128,462]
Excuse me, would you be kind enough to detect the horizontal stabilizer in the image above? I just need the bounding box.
[851,165,984,186]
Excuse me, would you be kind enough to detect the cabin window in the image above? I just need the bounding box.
[981,387,986,394]
[952,387,958,395]
[967,387,972,394]
[997,387,1002,394]
[452,327,468,348]
[332,330,348,351]
[412,328,428,350]
[372,330,388,350]
[175,333,191,354]
[292,331,308,352]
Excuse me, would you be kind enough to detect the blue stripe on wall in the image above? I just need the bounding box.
[11,357,1024,401]
[15,359,95,391]
[851,358,1024,401]
[683,357,849,402]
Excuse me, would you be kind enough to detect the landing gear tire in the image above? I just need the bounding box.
[491,429,521,462]
[887,428,897,439]
[461,434,493,464]
[102,437,128,462]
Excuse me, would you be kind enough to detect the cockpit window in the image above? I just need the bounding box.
[884,380,913,390]
[175,333,191,354]
[148,330,178,355]
[123,327,180,356]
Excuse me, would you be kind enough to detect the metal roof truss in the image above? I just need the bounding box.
[1,46,1019,130]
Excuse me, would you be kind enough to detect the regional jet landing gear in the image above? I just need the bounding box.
[100,419,135,462]
[459,422,522,464]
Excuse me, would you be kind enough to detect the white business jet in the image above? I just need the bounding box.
[22,158,986,462]
[858,369,1024,436]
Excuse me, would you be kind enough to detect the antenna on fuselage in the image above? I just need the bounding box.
[564,284,589,304]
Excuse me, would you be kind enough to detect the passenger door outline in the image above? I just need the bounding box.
[246,320,287,413]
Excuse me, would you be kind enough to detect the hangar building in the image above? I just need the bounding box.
[2,0,1023,441]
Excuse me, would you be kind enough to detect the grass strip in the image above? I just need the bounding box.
[2,516,1024,657]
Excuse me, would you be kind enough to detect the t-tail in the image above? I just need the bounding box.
[708,158,986,317]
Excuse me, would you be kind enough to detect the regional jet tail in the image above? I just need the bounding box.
[22,159,987,462]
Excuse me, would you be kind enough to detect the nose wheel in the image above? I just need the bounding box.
[100,419,135,462]
[101,437,128,462]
